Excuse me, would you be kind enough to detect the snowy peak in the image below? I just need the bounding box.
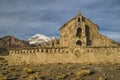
[28,34,50,46]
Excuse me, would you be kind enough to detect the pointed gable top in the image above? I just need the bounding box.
[59,11,98,31]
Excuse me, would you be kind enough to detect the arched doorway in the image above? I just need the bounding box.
[76,40,82,46]
[76,27,82,37]
[73,48,85,57]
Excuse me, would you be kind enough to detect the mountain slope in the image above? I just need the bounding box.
[28,34,50,46]
[0,35,31,49]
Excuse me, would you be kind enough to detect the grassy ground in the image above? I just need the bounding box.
[0,56,120,80]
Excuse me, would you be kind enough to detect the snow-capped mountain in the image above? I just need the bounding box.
[28,34,51,46]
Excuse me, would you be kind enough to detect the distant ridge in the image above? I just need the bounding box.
[0,35,31,49]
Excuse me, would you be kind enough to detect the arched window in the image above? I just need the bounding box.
[76,40,82,46]
[76,27,82,37]
[52,42,54,47]
[78,17,80,22]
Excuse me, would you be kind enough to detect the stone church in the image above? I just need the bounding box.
[52,11,119,48]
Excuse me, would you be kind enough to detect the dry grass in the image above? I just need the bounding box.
[56,73,68,79]
[1,56,120,80]
[0,73,7,80]
[76,69,92,77]
[27,74,41,80]
[5,52,120,65]
[98,77,107,80]
[23,68,35,74]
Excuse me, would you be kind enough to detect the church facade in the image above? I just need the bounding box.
[52,12,119,48]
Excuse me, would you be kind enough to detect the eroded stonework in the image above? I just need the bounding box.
[59,12,119,47]
[9,12,120,55]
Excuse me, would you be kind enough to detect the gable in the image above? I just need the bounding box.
[59,15,98,31]
[59,17,76,31]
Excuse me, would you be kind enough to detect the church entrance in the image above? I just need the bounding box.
[76,40,82,46]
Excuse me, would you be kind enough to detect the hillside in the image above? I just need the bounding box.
[0,35,31,49]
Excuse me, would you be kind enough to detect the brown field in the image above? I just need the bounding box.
[0,52,120,80]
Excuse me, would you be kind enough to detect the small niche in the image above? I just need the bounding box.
[78,17,80,22]
[76,40,82,46]
[76,27,82,37]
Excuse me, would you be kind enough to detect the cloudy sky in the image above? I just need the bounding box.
[0,0,120,42]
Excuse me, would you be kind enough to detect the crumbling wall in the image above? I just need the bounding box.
[9,47,69,54]
[73,47,120,57]
[91,34,119,47]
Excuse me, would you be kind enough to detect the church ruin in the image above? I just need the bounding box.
[9,12,120,55]
[58,12,119,47]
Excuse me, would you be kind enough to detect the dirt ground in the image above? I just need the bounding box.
[0,57,120,80]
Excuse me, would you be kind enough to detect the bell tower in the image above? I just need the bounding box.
[75,11,87,47]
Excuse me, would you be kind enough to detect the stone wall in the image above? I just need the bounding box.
[92,34,119,47]
[9,46,120,56]
[9,47,69,54]
[73,47,120,57]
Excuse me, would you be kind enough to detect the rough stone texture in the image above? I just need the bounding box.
[59,12,119,47]
[9,47,68,54]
